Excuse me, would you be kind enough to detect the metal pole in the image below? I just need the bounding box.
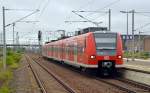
[126,12,129,62]
[16,32,19,51]
[2,6,6,70]
[127,13,129,41]
[13,23,15,50]
[0,33,2,46]
[108,9,111,31]
[138,31,141,52]
[132,10,135,61]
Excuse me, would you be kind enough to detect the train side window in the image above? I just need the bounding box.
[74,45,77,55]
[67,47,69,54]
[62,47,64,53]
[56,46,57,52]
[77,46,83,54]
[57,46,59,53]
[70,46,73,54]
[84,36,86,48]
[49,46,51,51]
[65,47,68,54]
[54,46,56,52]
[52,46,53,52]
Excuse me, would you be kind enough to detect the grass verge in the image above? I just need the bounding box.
[0,49,22,93]
[124,51,150,59]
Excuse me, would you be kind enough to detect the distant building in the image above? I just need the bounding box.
[121,34,150,52]
[144,36,150,52]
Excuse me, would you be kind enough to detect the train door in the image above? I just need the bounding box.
[59,42,63,60]
[66,44,69,60]
[74,42,78,63]
[51,45,53,57]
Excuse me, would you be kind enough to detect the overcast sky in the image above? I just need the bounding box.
[0,0,150,44]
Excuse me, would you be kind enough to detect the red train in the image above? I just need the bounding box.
[42,28,123,75]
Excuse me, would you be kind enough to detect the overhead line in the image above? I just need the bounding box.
[136,13,150,18]
[37,0,45,9]
[92,13,107,21]
[5,9,39,27]
[77,0,95,11]
[73,10,108,13]
[135,22,150,31]
[65,21,88,23]
[65,0,95,23]
[88,0,121,16]
[5,9,36,11]
[86,0,121,20]
[72,11,101,26]
[70,0,121,25]
[39,0,50,18]
[99,0,120,10]
[135,12,150,13]
[72,11,92,22]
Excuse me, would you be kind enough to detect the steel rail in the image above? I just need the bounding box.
[29,55,77,93]
[73,68,141,93]
[33,55,150,93]
[25,55,47,93]
[116,78,150,92]
[94,77,150,93]
[95,78,137,93]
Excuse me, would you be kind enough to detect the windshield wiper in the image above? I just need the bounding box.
[97,47,116,50]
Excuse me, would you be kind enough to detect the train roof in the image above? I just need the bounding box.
[44,27,120,44]
[93,31,118,34]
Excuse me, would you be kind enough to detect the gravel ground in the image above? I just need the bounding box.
[11,57,41,93]
[30,57,70,93]
[30,54,126,93]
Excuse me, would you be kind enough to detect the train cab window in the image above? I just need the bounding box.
[94,33,117,55]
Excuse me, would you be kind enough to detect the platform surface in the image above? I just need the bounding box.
[123,58,150,72]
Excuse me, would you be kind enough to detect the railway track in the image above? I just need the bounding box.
[25,55,76,93]
[95,78,150,93]
[25,55,47,93]
[72,67,150,93]
[30,54,150,93]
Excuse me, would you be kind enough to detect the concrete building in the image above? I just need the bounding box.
[121,34,150,52]
[144,36,150,52]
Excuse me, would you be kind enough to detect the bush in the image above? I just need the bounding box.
[6,50,22,67]
[123,51,150,59]
[0,85,11,93]
[0,49,22,93]
[9,63,19,69]
[0,70,13,82]
[0,62,2,69]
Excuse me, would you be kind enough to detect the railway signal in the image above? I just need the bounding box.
[38,30,42,54]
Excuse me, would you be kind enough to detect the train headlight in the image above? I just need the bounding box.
[118,55,122,59]
[90,55,96,59]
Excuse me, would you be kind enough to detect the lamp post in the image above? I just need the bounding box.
[131,10,135,61]
[120,11,130,62]
[120,11,132,50]
[12,23,15,50]
[120,10,135,61]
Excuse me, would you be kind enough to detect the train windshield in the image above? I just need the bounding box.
[94,33,117,55]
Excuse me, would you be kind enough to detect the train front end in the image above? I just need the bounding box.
[87,32,123,75]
